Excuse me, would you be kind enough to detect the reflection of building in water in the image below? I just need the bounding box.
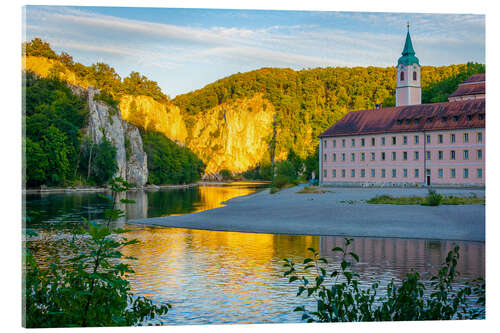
[319,236,484,281]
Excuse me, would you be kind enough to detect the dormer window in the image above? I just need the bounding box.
[400,71,404,81]
[426,117,433,123]
[479,114,485,120]
[467,115,473,121]
[441,116,448,122]
[405,119,411,125]
[397,119,403,125]
[453,116,460,122]
[414,118,420,124]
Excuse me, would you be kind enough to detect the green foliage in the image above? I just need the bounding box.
[122,71,170,102]
[219,169,233,180]
[242,162,273,181]
[423,189,443,206]
[24,178,171,327]
[94,90,119,112]
[142,130,205,184]
[79,138,118,186]
[24,71,88,186]
[283,238,485,322]
[23,38,58,59]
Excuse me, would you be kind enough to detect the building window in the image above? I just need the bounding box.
[333,140,336,148]
[351,153,355,161]
[450,150,456,160]
[403,152,408,160]
[426,135,431,144]
[342,153,346,161]
[438,151,443,160]
[467,115,473,121]
[324,140,327,148]
[451,168,456,178]
[438,134,443,143]
[371,152,375,161]
[477,149,483,160]
[392,169,397,178]
[415,151,419,160]
[351,169,355,178]
[403,136,408,145]
[464,150,469,160]
[479,114,484,120]
[401,71,404,81]
[392,136,396,145]
[381,169,386,178]
[438,168,443,178]
[381,137,386,145]
[333,153,337,162]
[361,138,365,147]
[351,138,355,147]
[324,154,327,161]
[324,169,327,178]
[392,152,397,161]
[426,151,431,160]
[342,139,346,147]
[413,71,417,81]
[414,135,419,144]
[332,169,336,178]
[464,133,469,143]
[371,137,376,146]
[342,169,346,178]
[403,168,408,178]
[361,152,365,161]
[464,168,469,179]
[477,168,483,179]
[415,169,419,178]
[451,134,456,143]
[370,169,375,178]
[381,152,386,161]
[361,169,365,178]
[477,132,483,143]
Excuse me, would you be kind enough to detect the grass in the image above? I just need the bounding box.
[296,186,332,194]
[367,192,485,206]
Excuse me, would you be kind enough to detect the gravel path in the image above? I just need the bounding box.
[128,186,485,242]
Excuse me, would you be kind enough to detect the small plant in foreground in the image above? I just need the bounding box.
[24,178,171,327]
[283,238,485,322]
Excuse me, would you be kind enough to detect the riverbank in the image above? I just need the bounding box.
[128,185,485,242]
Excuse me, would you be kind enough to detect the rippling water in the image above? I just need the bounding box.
[24,183,485,325]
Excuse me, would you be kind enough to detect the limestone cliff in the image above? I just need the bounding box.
[84,87,148,187]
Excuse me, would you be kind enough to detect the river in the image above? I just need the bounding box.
[24,182,485,325]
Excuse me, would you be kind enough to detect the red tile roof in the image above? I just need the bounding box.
[448,73,485,98]
[319,99,485,138]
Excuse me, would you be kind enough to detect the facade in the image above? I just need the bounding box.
[318,28,485,187]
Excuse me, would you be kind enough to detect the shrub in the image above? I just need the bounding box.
[283,238,485,322]
[219,169,233,180]
[424,189,443,206]
[24,178,171,327]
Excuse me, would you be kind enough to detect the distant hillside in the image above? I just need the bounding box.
[23,38,485,176]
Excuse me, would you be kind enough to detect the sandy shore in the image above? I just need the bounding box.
[128,185,485,242]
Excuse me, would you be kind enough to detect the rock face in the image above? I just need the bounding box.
[84,87,148,187]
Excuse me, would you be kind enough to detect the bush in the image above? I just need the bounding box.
[424,189,443,206]
[24,178,171,327]
[79,137,118,186]
[283,238,485,322]
[219,169,233,180]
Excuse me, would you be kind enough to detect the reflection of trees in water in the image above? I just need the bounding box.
[146,188,201,216]
[319,236,484,283]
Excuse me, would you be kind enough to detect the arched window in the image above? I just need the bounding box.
[400,71,404,81]
[413,71,417,81]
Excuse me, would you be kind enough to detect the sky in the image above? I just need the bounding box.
[23,6,485,97]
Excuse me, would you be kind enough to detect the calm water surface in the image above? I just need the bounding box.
[24,183,485,325]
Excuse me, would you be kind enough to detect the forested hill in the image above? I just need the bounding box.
[23,38,484,176]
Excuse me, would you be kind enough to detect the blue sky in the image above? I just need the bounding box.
[23,6,485,97]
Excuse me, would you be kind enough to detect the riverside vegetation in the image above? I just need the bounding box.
[367,189,485,206]
[283,238,485,322]
[23,38,485,177]
[23,178,171,327]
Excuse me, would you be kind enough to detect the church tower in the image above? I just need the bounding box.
[396,24,421,106]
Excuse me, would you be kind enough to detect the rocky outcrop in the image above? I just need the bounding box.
[84,87,148,187]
